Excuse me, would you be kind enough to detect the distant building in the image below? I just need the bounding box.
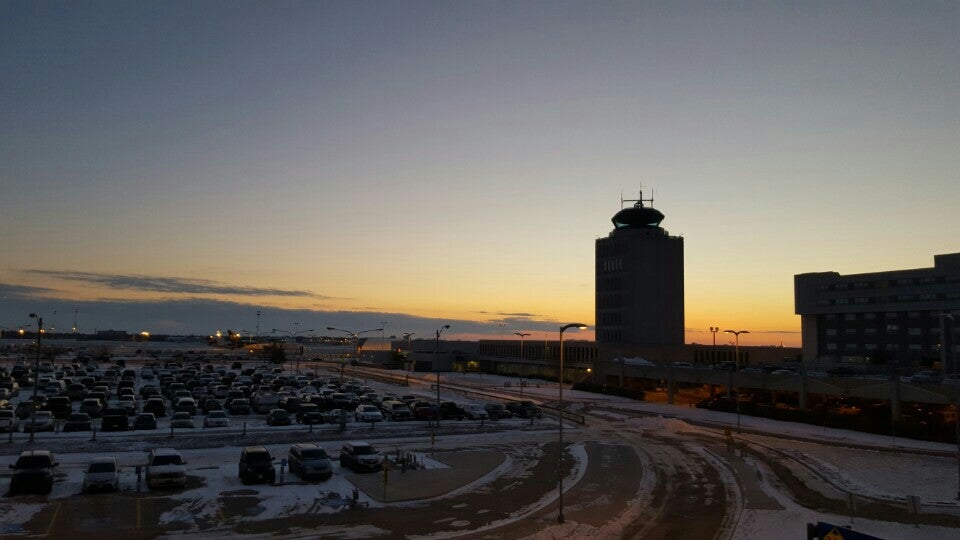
[794,253,960,369]
[595,192,684,346]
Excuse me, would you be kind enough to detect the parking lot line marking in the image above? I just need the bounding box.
[45,502,62,536]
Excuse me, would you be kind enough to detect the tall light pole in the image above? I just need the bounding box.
[327,327,382,382]
[28,313,43,442]
[435,325,451,429]
[380,321,387,341]
[557,322,587,524]
[724,329,750,433]
[272,326,314,373]
[402,332,416,385]
[709,326,719,365]
[73,307,79,334]
[498,322,506,342]
[514,332,530,396]
[255,310,262,340]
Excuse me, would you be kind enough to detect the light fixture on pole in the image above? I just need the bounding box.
[326,327,382,382]
[724,329,749,433]
[435,324,451,431]
[557,322,587,524]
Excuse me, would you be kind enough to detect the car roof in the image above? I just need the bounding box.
[151,448,180,455]
[243,446,269,453]
[19,450,53,457]
[90,456,117,463]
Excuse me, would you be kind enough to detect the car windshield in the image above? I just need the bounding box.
[272,410,289,418]
[88,461,115,473]
[353,445,377,455]
[246,452,272,462]
[209,412,226,418]
[16,455,53,468]
[300,449,328,459]
[151,455,183,466]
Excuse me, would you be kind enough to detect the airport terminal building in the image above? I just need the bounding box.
[794,253,960,370]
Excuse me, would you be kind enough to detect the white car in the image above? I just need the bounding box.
[354,405,383,423]
[83,457,120,492]
[203,410,230,428]
[145,448,187,489]
[464,404,489,421]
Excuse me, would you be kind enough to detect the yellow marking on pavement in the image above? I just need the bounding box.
[45,502,62,536]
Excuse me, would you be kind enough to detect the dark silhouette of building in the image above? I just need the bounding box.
[795,253,960,369]
[595,191,684,346]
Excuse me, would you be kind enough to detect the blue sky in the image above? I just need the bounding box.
[2,2,958,343]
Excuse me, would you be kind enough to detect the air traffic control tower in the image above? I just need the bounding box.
[595,191,684,347]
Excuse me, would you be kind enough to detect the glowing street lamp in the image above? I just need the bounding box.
[557,322,587,524]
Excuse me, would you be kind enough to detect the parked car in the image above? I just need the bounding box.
[63,413,92,432]
[227,398,251,415]
[203,410,230,428]
[354,404,383,423]
[46,396,73,419]
[339,441,382,472]
[133,413,158,430]
[323,408,352,424]
[170,412,195,429]
[82,457,120,493]
[506,400,543,419]
[238,446,276,484]
[463,404,489,420]
[296,403,323,424]
[8,450,58,495]
[22,411,55,433]
[484,402,513,420]
[175,397,198,416]
[266,408,292,426]
[288,443,332,480]
[438,401,466,420]
[143,397,167,418]
[381,401,413,421]
[411,401,439,421]
[101,408,130,432]
[145,448,187,489]
[0,409,19,433]
[80,398,103,418]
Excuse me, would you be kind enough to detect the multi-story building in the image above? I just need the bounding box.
[595,193,684,346]
[794,253,960,369]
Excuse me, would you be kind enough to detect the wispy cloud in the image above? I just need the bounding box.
[0,283,57,298]
[23,270,327,299]
[475,311,541,318]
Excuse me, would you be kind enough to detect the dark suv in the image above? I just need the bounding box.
[238,446,276,484]
[288,443,333,480]
[438,401,466,420]
[506,400,543,419]
[339,442,382,473]
[9,450,58,495]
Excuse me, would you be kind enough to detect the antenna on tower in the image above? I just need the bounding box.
[621,184,655,209]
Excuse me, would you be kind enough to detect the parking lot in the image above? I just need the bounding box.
[0,353,569,538]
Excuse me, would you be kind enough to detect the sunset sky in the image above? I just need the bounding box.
[2,2,958,345]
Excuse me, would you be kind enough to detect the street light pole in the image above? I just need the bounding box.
[724,329,750,434]
[271,326,314,373]
[514,332,530,396]
[435,325,450,430]
[557,322,587,524]
[326,327,382,381]
[402,332,416,385]
[28,314,43,442]
[710,326,719,366]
